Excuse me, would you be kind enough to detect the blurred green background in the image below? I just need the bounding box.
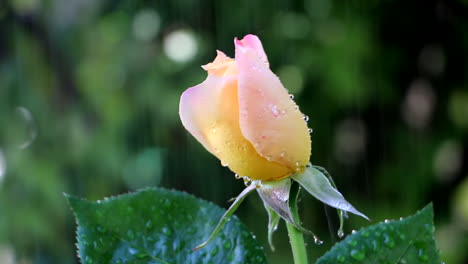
[1,0,467,263]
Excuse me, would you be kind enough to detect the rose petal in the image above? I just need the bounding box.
[235,35,311,171]
[202,50,237,77]
[179,64,290,181]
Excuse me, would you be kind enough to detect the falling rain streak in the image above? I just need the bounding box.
[16,106,37,149]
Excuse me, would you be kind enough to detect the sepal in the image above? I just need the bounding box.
[291,165,369,221]
[193,184,257,251]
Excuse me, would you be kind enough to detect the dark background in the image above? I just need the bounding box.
[0,0,467,263]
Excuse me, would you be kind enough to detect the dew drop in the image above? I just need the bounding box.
[351,230,357,234]
[253,180,263,188]
[243,176,252,186]
[145,220,153,230]
[266,155,272,161]
[294,105,299,110]
[96,225,106,233]
[337,229,345,238]
[127,230,135,240]
[314,236,323,245]
[289,94,295,99]
[350,249,365,261]
[135,251,148,259]
[279,151,286,158]
[234,173,241,179]
[303,115,309,122]
[308,128,314,134]
[162,226,172,236]
[384,219,390,223]
[223,240,232,249]
[270,105,280,117]
[398,232,406,240]
[280,109,287,115]
[383,233,395,248]
[128,247,138,255]
[221,160,229,167]
[211,245,219,256]
[417,248,429,262]
[371,240,378,251]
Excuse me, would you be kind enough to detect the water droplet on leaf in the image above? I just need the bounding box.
[383,233,395,248]
[350,249,366,260]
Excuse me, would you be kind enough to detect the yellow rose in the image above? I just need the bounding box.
[179,34,311,181]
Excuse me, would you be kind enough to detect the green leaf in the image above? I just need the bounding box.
[66,187,267,264]
[316,204,441,264]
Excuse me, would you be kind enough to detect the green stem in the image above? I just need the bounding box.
[286,221,308,264]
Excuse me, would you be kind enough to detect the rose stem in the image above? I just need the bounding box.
[286,221,309,264]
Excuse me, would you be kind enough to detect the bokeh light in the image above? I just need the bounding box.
[133,9,161,42]
[163,29,198,63]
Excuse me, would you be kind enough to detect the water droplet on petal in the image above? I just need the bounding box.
[308,128,314,134]
[289,94,295,99]
[234,173,241,179]
[221,160,229,167]
[351,230,357,234]
[280,151,286,158]
[253,180,263,188]
[303,115,309,122]
[243,176,251,186]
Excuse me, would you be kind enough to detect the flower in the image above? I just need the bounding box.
[179,34,311,181]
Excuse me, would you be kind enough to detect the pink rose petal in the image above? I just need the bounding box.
[235,35,311,171]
